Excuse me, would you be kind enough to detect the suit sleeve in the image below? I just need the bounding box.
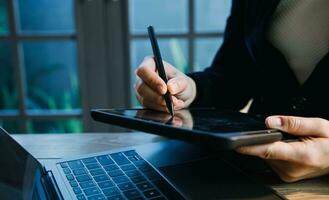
[188,0,257,110]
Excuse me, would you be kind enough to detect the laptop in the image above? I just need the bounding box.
[0,127,285,200]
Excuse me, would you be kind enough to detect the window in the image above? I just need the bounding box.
[0,0,232,133]
[0,0,82,133]
[128,0,231,106]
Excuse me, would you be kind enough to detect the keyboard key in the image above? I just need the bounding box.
[73,168,87,176]
[80,181,96,189]
[68,160,84,169]
[70,180,79,187]
[127,156,139,162]
[125,170,141,178]
[110,153,130,165]
[102,186,120,197]
[76,194,86,200]
[107,194,125,200]
[60,162,69,168]
[123,189,141,199]
[143,189,161,198]
[97,180,114,189]
[107,170,124,177]
[129,197,143,200]
[94,175,110,182]
[82,157,97,164]
[66,174,74,181]
[86,163,101,170]
[84,187,101,196]
[120,164,136,172]
[132,160,147,166]
[136,182,154,191]
[88,194,106,200]
[144,171,161,181]
[96,155,114,166]
[123,150,137,156]
[73,187,83,194]
[103,164,119,172]
[76,175,91,182]
[130,176,146,184]
[150,197,166,200]
[90,168,106,176]
[63,168,71,174]
[112,176,129,184]
[138,164,153,173]
[117,182,135,191]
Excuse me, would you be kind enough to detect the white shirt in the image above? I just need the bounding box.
[268,0,329,84]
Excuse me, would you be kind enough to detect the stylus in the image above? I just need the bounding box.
[148,26,174,116]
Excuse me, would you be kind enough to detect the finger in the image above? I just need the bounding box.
[136,94,168,112]
[140,56,178,77]
[136,58,167,94]
[266,116,329,137]
[237,141,304,162]
[167,76,188,95]
[171,96,185,110]
[136,80,185,111]
[135,81,166,106]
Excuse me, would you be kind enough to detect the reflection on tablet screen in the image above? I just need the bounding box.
[111,108,268,133]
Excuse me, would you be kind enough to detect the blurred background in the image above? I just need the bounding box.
[0,0,230,134]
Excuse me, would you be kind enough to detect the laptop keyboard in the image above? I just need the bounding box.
[59,150,182,200]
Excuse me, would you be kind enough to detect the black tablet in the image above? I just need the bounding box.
[91,108,282,149]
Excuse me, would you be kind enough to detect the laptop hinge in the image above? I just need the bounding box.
[41,169,63,200]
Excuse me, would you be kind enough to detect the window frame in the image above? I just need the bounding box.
[0,0,84,133]
[0,0,227,133]
[128,0,225,106]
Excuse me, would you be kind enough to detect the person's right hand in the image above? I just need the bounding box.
[135,56,197,112]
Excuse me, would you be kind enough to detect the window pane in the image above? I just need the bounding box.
[194,38,223,71]
[195,0,231,33]
[0,0,9,35]
[130,38,188,106]
[22,41,81,111]
[17,0,75,34]
[0,120,21,134]
[0,42,18,110]
[26,119,83,133]
[129,0,188,34]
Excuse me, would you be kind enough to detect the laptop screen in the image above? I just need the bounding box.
[0,127,48,200]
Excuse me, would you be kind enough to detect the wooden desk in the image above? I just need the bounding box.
[12,133,329,200]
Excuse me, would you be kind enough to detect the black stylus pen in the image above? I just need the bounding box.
[148,26,174,116]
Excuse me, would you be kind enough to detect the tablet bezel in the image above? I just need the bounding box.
[91,108,282,149]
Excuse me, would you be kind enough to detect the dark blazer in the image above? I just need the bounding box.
[189,0,329,119]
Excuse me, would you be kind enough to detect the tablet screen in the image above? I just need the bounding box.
[107,108,268,134]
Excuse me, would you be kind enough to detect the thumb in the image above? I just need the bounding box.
[266,116,329,137]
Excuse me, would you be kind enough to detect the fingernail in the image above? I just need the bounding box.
[267,117,282,129]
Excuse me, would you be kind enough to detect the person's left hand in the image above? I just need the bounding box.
[237,115,329,182]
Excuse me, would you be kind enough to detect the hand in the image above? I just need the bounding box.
[237,115,329,182]
[135,57,196,112]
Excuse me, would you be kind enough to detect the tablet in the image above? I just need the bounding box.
[91,108,282,149]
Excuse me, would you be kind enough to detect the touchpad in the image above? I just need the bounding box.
[160,157,283,200]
